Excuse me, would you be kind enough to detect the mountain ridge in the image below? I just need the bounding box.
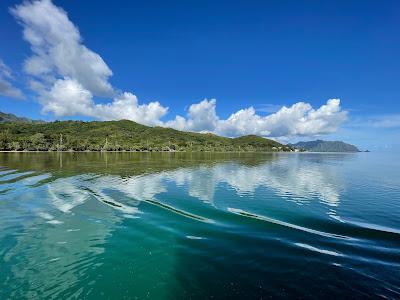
[290,140,359,152]
[0,111,43,124]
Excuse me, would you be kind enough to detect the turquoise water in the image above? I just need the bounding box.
[0,152,399,299]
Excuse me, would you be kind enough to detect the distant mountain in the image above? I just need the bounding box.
[290,140,359,152]
[0,111,43,124]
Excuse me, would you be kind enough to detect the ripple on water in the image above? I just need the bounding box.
[227,207,351,240]
[294,243,344,257]
[0,152,399,299]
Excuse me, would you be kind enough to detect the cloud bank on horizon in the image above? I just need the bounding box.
[9,0,347,138]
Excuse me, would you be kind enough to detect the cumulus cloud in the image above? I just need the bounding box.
[11,0,113,97]
[39,78,167,125]
[40,78,93,116]
[93,92,168,125]
[165,99,219,132]
[10,0,347,137]
[0,59,24,99]
[11,0,168,125]
[166,98,347,138]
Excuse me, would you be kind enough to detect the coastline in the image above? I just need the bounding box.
[0,150,284,153]
[0,150,362,153]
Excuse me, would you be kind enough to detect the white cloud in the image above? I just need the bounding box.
[0,60,13,79]
[11,0,169,125]
[11,0,113,97]
[10,0,347,138]
[39,78,168,125]
[93,92,168,126]
[165,99,219,132]
[39,77,168,126]
[166,98,347,138]
[0,59,24,99]
[40,78,93,116]
[370,115,400,129]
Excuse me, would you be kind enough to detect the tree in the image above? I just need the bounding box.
[8,141,21,151]
[0,130,11,150]
[30,133,46,151]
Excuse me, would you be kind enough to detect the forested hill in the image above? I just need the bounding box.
[0,118,293,152]
[290,140,359,152]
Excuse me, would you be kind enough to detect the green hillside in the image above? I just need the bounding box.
[0,118,292,152]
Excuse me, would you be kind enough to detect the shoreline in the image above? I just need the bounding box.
[0,150,361,154]
[0,150,285,153]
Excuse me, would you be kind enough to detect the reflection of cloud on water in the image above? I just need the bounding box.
[125,158,342,210]
[1,174,128,298]
[5,156,344,236]
[2,170,185,298]
[47,176,90,213]
[168,167,217,202]
[262,159,341,207]
[0,154,345,297]
[63,156,342,212]
[182,159,342,208]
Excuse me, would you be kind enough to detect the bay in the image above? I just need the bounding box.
[0,152,399,299]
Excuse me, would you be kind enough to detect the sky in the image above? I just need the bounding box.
[0,0,399,150]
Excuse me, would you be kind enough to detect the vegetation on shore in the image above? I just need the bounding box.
[0,119,294,152]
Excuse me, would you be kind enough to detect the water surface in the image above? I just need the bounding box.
[0,152,399,299]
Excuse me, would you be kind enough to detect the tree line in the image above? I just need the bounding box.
[0,120,294,152]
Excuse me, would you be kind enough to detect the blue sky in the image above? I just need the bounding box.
[0,0,399,150]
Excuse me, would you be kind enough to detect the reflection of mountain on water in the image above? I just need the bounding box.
[0,152,277,177]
